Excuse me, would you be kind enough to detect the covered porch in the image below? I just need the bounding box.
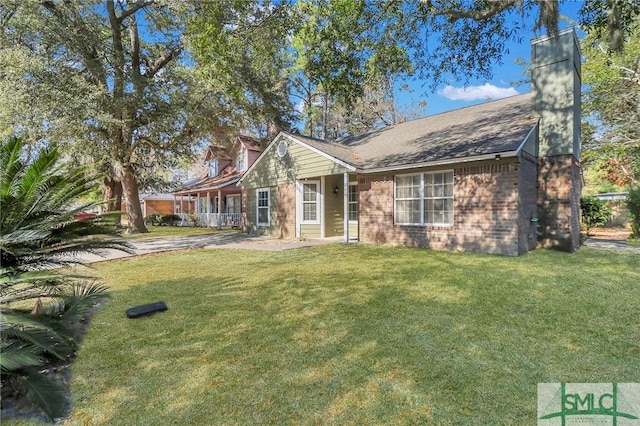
[295,172,359,243]
[173,178,243,230]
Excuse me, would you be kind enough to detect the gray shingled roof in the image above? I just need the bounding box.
[291,93,537,171]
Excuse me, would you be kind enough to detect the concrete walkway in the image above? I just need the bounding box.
[583,236,640,253]
[74,232,340,264]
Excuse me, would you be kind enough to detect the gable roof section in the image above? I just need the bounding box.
[237,135,262,152]
[239,132,356,184]
[340,93,537,171]
[296,93,538,173]
[241,93,538,182]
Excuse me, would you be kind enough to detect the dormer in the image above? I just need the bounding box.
[204,145,231,177]
[234,136,262,173]
[237,145,247,172]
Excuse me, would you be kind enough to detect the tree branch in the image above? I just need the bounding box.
[422,0,520,22]
[116,0,154,23]
[144,46,182,78]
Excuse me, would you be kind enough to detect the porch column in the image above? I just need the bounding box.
[207,192,211,214]
[217,189,222,230]
[173,195,177,214]
[343,172,349,244]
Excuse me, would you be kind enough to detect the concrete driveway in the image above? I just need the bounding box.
[74,232,339,264]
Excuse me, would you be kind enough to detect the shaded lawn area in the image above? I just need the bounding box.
[11,245,639,425]
[122,225,237,240]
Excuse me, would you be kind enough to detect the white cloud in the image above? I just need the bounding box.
[438,83,519,102]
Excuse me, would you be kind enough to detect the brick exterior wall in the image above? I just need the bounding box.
[242,183,296,238]
[275,183,296,238]
[358,160,528,256]
[537,155,581,251]
[144,200,174,216]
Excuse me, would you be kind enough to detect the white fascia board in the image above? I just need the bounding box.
[238,132,356,186]
[286,135,357,172]
[359,151,519,174]
[515,121,540,157]
[238,132,286,186]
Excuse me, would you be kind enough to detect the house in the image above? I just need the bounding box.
[238,28,582,256]
[173,135,262,228]
[139,193,179,217]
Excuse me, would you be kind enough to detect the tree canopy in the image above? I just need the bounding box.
[2,0,638,230]
[581,5,640,187]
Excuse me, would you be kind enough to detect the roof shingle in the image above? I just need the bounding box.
[289,93,537,171]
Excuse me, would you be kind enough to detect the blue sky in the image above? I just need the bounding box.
[398,1,585,117]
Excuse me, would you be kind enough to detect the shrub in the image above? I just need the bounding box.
[145,214,161,226]
[0,136,131,421]
[580,195,611,235]
[626,187,640,238]
[160,214,182,226]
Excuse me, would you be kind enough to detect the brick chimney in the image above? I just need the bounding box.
[531,28,582,251]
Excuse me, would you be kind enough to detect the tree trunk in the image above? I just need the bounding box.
[103,176,123,212]
[120,163,148,233]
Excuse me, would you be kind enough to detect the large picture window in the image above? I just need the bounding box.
[394,171,454,226]
[302,182,320,223]
[256,188,270,226]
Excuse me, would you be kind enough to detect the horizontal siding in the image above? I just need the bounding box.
[242,137,350,189]
[300,224,321,239]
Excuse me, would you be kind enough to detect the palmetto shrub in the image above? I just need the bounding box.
[0,136,131,421]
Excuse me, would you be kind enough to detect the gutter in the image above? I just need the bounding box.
[357,151,519,175]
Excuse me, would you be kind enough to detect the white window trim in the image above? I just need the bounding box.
[301,180,321,225]
[209,159,218,177]
[394,173,423,225]
[394,171,454,226]
[256,188,270,227]
[348,182,358,223]
[237,147,247,171]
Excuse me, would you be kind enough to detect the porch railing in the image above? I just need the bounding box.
[176,213,243,229]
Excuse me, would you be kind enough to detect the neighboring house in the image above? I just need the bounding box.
[239,29,582,256]
[139,193,178,217]
[174,136,262,228]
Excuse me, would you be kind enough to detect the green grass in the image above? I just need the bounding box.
[123,225,237,240]
[8,245,640,425]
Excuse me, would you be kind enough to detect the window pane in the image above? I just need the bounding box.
[349,185,358,221]
[303,204,316,221]
[396,200,420,224]
[303,183,317,201]
[348,186,356,201]
[396,174,421,198]
[349,205,357,221]
[258,208,268,224]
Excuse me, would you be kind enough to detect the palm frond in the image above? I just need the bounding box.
[19,369,70,421]
[1,311,75,360]
[0,341,45,371]
[59,281,109,325]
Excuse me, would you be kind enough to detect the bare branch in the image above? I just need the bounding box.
[116,0,153,23]
[144,46,182,78]
[421,0,520,22]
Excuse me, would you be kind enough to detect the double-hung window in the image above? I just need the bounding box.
[394,171,454,226]
[256,188,270,226]
[302,182,320,223]
[348,183,358,222]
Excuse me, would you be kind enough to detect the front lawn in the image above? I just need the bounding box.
[123,225,238,240]
[9,245,640,425]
